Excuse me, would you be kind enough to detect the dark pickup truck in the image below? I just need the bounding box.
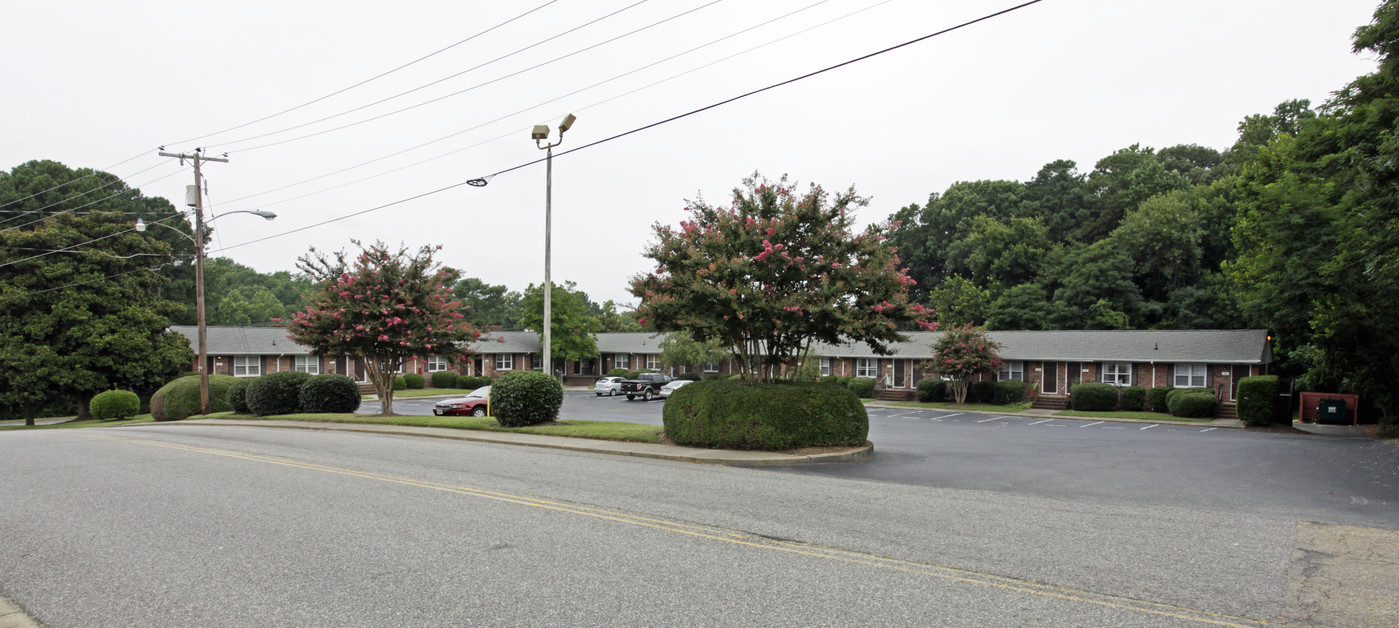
[619,372,673,401]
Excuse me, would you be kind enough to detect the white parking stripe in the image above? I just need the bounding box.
[1200,427,1217,432]
[1140,424,1158,431]
[937,413,964,421]
[976,416,1006,423]
[1080,421,1103,428]
[1028,419,1053,425]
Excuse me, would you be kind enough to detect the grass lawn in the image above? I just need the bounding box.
[0,415,156,430]
[368,388,473,399]
[1054,410,1214,422]
[886,401,1034,413]
[199,411,664,443]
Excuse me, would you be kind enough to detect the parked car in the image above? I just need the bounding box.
[433,386,491,417]
[594,376,624,397]
[619,372,674,401]
[659,379,693,399]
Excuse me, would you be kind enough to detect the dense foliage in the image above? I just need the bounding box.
[662,380,867,450]
[992,380,1026,405]
[299,374,362,414]
[246,370,311,416]
[227,378,252,414]
[1169,392,1218,418]
[402,373,425,389]
[916,378,946,403]
[150,375,238,421]
[1121,386,1146,411]
[1236,375,1280,426]
[1071,383,1118,411]
[631,173,931,382]
[1147,386,1172,413]
[926,325,1002,404]
[287,241,481,415]
[520,280,600,373]
[847,377,875,398]
[489,370,563,427]
[89,390,140,420]
[430,371,458,388]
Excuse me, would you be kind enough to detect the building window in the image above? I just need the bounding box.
[820,357,832,377]
[703,361,720,373]
[233,356,260,377]
[426,356,448,372]
[646,355,660,370]
[997,360,1024,381]
[294,355,320,375]
[856,358,877,378]
[1101,362,1131,386]
[614,354,629,370]
[1174,363,1207,388]
[577,358,596,375]
[495,354,514,370]
[531,355,543,370]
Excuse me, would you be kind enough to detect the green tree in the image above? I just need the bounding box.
[631,172,931,382]
[926,275,993,327]
[925,324,1002,404]
[520,280,600,374]
[1107,189,1204,305]
[987,283,1052,330]
[1073,145,1190,242]
[453,277,524,329]
[594,299,643,332]
[1049,240,1141,329]
[1019,159,1089,243]
[287,241,481,415]
[658,331,727,372]
[947,215,1052,288]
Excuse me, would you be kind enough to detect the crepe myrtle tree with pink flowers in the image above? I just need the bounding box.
[629,172,933,383]
[287,241,481,415]
[925,324,1002,404]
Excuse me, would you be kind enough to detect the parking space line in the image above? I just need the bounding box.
[1140,424,1158,431]
[1079,421,1103,428]
[976,416,1005,423]
[1200,427,1217,432]
[936,413,964,421]
[1028,419,1053,425]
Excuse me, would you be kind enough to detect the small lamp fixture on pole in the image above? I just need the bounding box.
[533,113,576,381]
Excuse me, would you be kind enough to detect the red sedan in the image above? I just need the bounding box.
[432,386,491,417]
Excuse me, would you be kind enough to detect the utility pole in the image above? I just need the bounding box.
[158,148,227,415]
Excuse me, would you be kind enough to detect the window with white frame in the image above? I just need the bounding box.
[531,355,542,370]
[294,355,320,375]
[997,360,1024,381]
[495,354,514,370]
[614,353,629,370]
[426,356,448,372]
[820,357,832,377]
[1101,362,1132,385]
[233,355,260,377]
[703,361,720,373]
[856,358,877,378]
[1174,363,1207,388]
[646,355,660,370]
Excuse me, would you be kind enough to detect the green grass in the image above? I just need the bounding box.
[887,401,1034,413]
[366,387,474,399]
[0,415,156,430]
[199,411,663,443]
[1054,410,1215,422]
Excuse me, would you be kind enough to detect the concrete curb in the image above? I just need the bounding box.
[164,419,873,466]
[862,401,1244,428]
[0,597,41,628]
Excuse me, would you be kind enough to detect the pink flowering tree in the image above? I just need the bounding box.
[629,172,932,383]
[926,324,1002,404]
[287,241,481,415]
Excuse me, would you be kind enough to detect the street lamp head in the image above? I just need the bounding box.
[531,125,550,141]
[134,218,146,232]
[558,113,576,134]
[250,210,277,220]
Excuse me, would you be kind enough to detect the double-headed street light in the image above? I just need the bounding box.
[138,208,276,414]
[533,114,576,381]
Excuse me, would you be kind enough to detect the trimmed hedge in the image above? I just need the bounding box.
[246,370,312,416]
[704,373,730,381]
[1169,392,1217,418]
[916,378,946,403]
[392,376,406,391]
[150,375,239,421]
[403,373,425,389]
[847,377,876,398]
[300,374,362,413]
[458,375,492,390]
[430,370,458,389]
[1147,386,1172,413]
[606,368,630,377]
[819,375,838,385]
[490,370,563,427]
[1071,383,1118,411]
[678,372,702,381]
[227,378,252,414]
[992,380,1026,405]
[1236,375,1279,426]
[662,380,868,450]
[1120,386,1146,411]
[1165,387,1212,408]
[90,389,140,420]
[971,380,998,404]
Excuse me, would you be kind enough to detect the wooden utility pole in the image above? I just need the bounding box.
[158,148,227,415]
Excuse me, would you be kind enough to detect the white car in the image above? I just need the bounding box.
[594,376,624,396]
[658,379,693,399]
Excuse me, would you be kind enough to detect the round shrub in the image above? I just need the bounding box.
[1169,392,1217,418]
[663,380,868,450]
[1071,383,1118,411]
[227,378,253,414]
[1147,386,1173,413]
[150,374,239,421]
[993,380,1026,405]
[490,370,564,427]
[971,380,999,404]
[836,376,853,387]
[430,370,458,389]
[847,377,876,398]
[392,376,407,391]
[819,375,838,385]
[626,371,643,380]
[1120,386,1146,411]
[90,389,140,420]
[916,378,946,403]
[678,372,702,381]
[246,370,312,416]
[403,373,425,389]
[299,374,362,413]
[607,368,629,377]
[1165,387,1212,410]
[1236,375,1279,426]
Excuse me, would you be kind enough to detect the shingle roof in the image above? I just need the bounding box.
[170,325,311,355]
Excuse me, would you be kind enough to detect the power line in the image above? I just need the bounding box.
[0,151,157,211]
[163,0,566,147]
[0,159,181,229]
[215,0,1047,252]
[0,261,183,303]
[0,212,187,269]
[0,166,187,234]
[220,0,724,154]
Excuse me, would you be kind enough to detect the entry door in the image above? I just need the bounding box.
[893,360,906,388]
[1043,361,1058,394]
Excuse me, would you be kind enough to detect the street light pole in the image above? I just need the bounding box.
[533,114,576,381]
[159,149,227,414]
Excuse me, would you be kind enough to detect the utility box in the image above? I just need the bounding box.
[1317,398,1349,425]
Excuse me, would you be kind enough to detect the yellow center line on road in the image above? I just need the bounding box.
[89,434,1265,627]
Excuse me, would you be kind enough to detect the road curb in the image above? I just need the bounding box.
[863,402,1243,428]
[0,597,41,628]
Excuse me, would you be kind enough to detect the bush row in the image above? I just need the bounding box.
[663,380,867,450]
[148,373,365,421]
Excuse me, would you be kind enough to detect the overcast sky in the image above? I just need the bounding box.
[1,0,1381,306]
